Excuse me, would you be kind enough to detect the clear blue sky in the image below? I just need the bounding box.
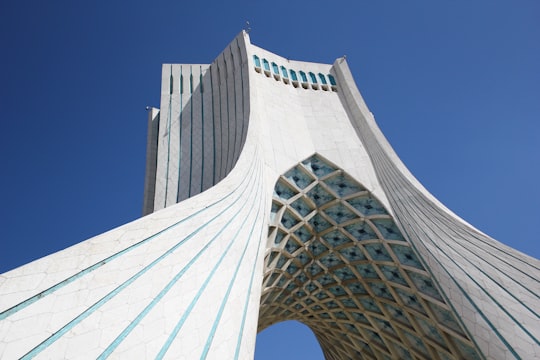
[1,1,538,358]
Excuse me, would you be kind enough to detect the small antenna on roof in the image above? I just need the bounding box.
[245,21,251,33]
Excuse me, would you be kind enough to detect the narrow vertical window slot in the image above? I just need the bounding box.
[299,71,308,89]
[281,66,289,84]
[262,59,271,77]
[328,74,337,91]
[290,70,299,87]
[271,62,280,81]
[308,72,319,90]
[318,73,328,91]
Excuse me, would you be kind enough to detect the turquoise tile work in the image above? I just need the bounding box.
[258,155,482,360]
[251,54,338,91]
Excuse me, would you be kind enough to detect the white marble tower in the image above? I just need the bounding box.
[1,31,539,359]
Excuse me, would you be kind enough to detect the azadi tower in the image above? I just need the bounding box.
[1,31,539,359]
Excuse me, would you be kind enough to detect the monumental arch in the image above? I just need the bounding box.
[1,31,539,359]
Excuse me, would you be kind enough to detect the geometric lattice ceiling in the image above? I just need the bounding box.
[258,154,483,360]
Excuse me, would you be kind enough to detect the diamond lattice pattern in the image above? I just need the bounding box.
[259,155,482,360]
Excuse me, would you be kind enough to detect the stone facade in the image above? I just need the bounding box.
[1,31,538,359]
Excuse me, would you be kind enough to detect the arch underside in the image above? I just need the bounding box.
[258,154,482,360]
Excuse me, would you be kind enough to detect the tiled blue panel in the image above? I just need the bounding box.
[378,265,408,285]
[407,270,443,302]
[308,263,323,276]
[270,202,281,223]
[267,273,279,286]
[373,318,397,336]
[316,273,337,286]
[364,243,393,261]
[261,154,485,360]
[364,328,385,347]
[324,173,365,197]
[286,282,297,291]
[308,213,332,233]
[347,195,387,216]
[368,282,395,301]
[334,311,348,320]
[340,298,359,309]
[285,297,294,305]
[315,292,329,300]
[284,166,314,189]
[393,344,413,360]
[455,338,482,360]
[273,229,286,245]
[267,251,278,264]
[390,244,425,270]
[339,246,366,262]
[293,225,312,243]
[319,252,344,269]
[322,229,352,247]
[285,239,300,254]
[416,317,446,347]
[344,322,359,333]
[324,203,357,224]
[403,330,429,355]
[355,263,379,279]
[326,300,339,309]
[276,256,287,269]
[328,285,347,296]
[334,266,356,281]
[372,218,405,241]
[309,239,328,257]
[290,197,313,217]
[320,312,330,319]
[359,298,382,314]
[305,282,318,293]
[296,251,310,264]
[384,303,412,327]
[351,311,370,324]
[286,261,298,274]
[358,343,375,359]
[306,184,335,207]
[280,209,300,229]
[429,302,465,335]
[344,221,378,241]
[296,272,308,283]
[274,180,297,200]
[394,288,426,315]
[302,156,336,177]
[439,351,455,360]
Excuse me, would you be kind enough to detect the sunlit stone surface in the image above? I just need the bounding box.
[1,31,538,359]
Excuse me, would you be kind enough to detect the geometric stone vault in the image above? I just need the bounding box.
[259,154,481,360]
[1,31,539,360]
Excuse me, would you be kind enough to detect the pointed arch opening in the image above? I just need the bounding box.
[257,154,482,360]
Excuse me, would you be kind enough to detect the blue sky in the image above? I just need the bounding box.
[1,1,538,358]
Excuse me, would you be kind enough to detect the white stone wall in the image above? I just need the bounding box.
[1,30,538,359]
[333,59,540,359]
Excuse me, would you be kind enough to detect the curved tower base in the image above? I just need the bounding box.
[1,32,538,359]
